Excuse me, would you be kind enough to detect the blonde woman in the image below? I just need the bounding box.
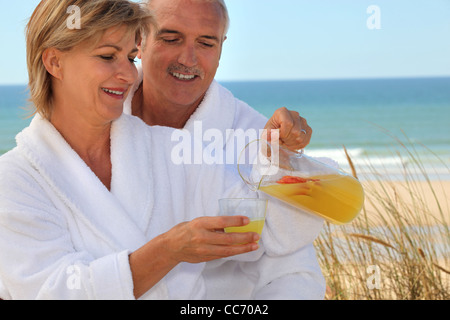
[0,0,325,300]
[0,0,266,300]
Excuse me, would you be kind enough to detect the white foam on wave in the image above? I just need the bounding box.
[306,148,405,167]
[307,148,406,163]
[305,147,450,181]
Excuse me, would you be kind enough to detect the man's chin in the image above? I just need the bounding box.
[166,87,207,108]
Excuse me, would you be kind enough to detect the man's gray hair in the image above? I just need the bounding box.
[210,0,230,36]
[146,0,230,37]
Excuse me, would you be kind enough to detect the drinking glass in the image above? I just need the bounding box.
[219,198,268,241]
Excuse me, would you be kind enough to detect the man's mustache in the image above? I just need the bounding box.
[168,64,204,78]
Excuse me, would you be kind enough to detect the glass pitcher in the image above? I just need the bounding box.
[238,139,365,225]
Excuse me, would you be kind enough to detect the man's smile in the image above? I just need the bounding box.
[171,72,197,81]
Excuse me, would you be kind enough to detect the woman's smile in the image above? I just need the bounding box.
[101,87,129,100]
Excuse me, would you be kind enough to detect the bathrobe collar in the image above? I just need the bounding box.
[15,114,152,252]
[124,65,237,149]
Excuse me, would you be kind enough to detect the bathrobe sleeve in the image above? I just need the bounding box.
[229,98,325,255]
[194,156,325,300]
[0,155,135,300]
[250,244,326,300]
[198,86,326,300]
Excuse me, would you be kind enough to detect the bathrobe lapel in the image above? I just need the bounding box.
[16,115,150,252]
[183,80,236,148]
[124,66,237,150]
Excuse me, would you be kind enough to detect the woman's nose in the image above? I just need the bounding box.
[116,58,138,84]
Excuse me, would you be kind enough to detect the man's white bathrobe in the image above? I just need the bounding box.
[122,67,325,300]
[0,70,326,300]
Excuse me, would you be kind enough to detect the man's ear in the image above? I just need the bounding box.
[218,36,227,60]
[42,48,64,80]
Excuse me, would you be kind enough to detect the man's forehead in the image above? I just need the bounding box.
[150,0,226,35]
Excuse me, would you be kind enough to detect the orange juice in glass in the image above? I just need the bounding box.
[219,198,268,241]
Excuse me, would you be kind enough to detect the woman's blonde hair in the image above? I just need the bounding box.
[26,0,154,120]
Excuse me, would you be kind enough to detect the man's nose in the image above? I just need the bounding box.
[178,43,198,67]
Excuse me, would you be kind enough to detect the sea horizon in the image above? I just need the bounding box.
[1,77,449,181]
[3,74,450,86]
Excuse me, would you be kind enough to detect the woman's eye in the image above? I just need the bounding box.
[100,55,114,61]
[129,58,137,63]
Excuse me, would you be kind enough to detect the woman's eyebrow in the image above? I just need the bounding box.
[95,44,138,54]
[97,44,122,51]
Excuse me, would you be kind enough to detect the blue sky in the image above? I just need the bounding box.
[1,0,449,84]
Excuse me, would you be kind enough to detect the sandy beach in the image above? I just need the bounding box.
[317,177,449,300]
[362,179,450,226]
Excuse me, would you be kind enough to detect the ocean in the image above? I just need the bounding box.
[220,78,450,181]
[1,77,449,180]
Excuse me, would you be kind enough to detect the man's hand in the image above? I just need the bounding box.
[264,107,312,151]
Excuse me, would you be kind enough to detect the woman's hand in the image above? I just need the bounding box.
[129,216,259,298]
[162,216,260,264]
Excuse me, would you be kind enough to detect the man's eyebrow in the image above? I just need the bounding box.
[157,29,220,42]
[157,29,181,36]
[199,35,220,42]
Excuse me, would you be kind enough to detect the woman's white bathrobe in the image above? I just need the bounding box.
[0,68,326,300]
[0,113,324,300]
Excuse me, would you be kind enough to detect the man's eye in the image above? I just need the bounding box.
[129,58,137,63]
[201,42,214,48]
[162,38,179,44]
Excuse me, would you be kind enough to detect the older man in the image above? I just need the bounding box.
[127,0,312,149]
[124,0,325,300]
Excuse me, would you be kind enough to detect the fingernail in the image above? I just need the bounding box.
[242,217,250,225]
[252,243,259,251]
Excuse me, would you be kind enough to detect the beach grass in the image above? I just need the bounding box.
[314,140,450,300]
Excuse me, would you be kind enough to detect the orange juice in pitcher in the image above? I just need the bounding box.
[238,140,365,225]
[260,174,364,225]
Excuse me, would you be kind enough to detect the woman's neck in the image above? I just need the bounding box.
[50,105,113,190]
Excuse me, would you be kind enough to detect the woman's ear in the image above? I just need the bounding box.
[137,38,144,60]
[42,48,63,80]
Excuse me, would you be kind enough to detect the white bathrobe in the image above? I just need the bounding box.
[0,66,327,300]
[121,66,327,300]
[0,112,325,300]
